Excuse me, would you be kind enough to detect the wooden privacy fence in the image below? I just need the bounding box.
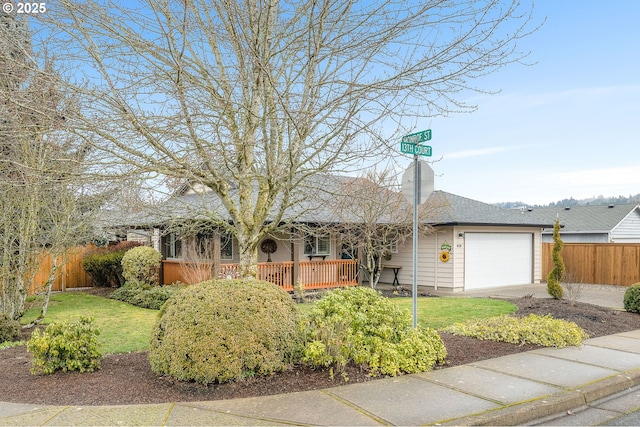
[542,243,640,286]
[29,246,93,294]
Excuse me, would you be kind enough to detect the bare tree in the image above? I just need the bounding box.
[41,0,539,277]
[0,13,97,320]
[321,169,435,288]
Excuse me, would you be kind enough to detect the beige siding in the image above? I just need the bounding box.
[385,225,543,292]
[258,233,295,263]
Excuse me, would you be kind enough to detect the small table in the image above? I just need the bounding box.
[383,265,402,286]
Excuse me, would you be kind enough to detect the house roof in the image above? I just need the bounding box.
[522,203,640,233]
[107,175,553,229]
[426,191,552,227]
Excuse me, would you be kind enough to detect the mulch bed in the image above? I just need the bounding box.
[2,293,640,406]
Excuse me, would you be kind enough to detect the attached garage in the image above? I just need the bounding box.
[371,191,553,292]
[464,233,533,290]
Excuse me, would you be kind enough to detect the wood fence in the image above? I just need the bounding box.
[542,243,640,286]
[29,246,93,294]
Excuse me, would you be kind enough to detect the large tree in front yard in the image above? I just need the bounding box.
[0,13,96,319]
[41,0,539,277]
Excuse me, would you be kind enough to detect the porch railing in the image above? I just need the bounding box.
[162,259,357,291]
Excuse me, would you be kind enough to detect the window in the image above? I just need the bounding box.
[220,231,233,260]
[388,240,399,254]
[304,234,330,256]
[166,233,182,259]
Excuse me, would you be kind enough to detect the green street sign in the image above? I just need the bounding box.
[402,129,432,144]
[400,142,432,156]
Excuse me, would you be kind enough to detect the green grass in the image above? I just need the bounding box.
[297,295,517,330]
[391,297,517,330]
[21,292,158,354]
[15,291,516,355]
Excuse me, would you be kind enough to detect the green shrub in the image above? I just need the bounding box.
[0,314,20,344]
[82,241,141,287]
[547,218,565,299]
[547,280,564,300]
[300,287,446,377]
[111,281,184,310]
[442,314,588,347]
[624,283,640,313]
[27,316,102,375]
[121,246,162,285]
[149,279,301,385]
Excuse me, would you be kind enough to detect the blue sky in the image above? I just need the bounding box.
[395,1,640,206]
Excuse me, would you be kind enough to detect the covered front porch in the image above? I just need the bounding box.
[162,258,359,291]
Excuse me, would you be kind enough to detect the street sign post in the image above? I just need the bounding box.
[400,129,433,328]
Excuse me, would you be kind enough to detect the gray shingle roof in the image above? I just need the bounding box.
[425,191,552,227]
[522,204,640,233]
[106,176,553,229]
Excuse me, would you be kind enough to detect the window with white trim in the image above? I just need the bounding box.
[166,233,182,259]
[304,234,330,256]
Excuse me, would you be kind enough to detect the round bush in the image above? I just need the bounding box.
[624,283,640,313]
[0,314,20,344]
[121,246,162,285]
[301,287,446,376]
[149,279,301,384]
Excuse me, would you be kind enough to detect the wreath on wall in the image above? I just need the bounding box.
[439,250,450,263]
[260,238,278,262]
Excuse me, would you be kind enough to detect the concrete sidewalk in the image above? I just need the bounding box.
[1,284,637,426]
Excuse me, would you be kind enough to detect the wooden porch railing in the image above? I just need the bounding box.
[162,259,358,291]
[298,260,358,290]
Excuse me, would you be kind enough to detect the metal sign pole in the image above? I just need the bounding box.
[412,153,420,328]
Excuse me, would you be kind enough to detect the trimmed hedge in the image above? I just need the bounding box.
[624,283,640,313]
[121,246,162,285]
[301,287,446,377]
[27,316,102,375]
[110,281,184,310]
[82,241,141,287]
[0,314,20,344]
[149,279,301,384]
[442,314,588,347]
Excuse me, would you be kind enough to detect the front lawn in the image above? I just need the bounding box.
[21,292,158,354]
[391,297,517,330]
[16,291,516,355]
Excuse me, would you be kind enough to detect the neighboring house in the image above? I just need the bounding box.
[522,204,640,243]
[382,191,552,292]
[110,176,553,292]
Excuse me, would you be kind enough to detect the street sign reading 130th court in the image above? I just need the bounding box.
[400,142,432,156]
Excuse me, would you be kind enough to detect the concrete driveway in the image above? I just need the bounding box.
[428,283,627,310]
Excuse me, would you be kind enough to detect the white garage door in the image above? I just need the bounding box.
[465,233,533,290]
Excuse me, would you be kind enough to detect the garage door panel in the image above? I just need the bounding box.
[465,233,532,290]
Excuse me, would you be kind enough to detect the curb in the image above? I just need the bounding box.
[442,369,640,426]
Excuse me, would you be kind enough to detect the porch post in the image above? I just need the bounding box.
[212,234,221,279]
[291,240,299,289]
[357,242,364,286]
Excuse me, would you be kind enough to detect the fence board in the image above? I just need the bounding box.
[29,246,93,294]
[542,243,640,286]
